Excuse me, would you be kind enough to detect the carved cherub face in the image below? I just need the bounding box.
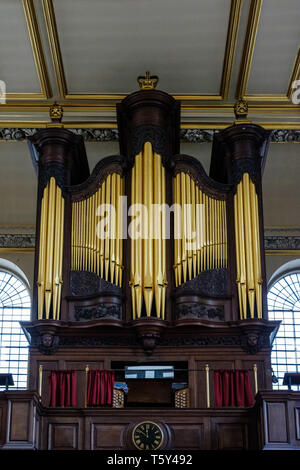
[42,333,53,347]
[247,334,258,346]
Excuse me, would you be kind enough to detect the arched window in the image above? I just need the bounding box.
[0,268,31,389]
[268,271,300,390]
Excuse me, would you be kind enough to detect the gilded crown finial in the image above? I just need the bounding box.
[137,71,159,90]
[234,98,248,120]
[49,101,63,122]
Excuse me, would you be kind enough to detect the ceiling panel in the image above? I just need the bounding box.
[52,0,231,95]
[0,1,42,94]
[247,0,300,95]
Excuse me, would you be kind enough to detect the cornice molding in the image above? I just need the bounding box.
[0,127,300,143]
[1,234,300,251]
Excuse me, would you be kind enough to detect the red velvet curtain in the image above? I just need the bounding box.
[48,370,77,407]
[214,370,254,407]
[87,369,115,406]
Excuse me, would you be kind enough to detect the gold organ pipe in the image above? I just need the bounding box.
[173,175,178,287]
[115,175,120,287]
[234,193,243,319]
[95,187,101,276]
[119,177,124,287]
[52,185,62,320]
[195,185,200,275]
[153,152,162,318]
[88,195,93,272]
[78,200,82,270]
[223,200,227,268]
[37,185,48,319]
[161,164,167,320]
[100,181,105,278]
[57,196,64,320]
[82,199,86,271]
[110,173,117,284]
[71,200,75,271]
[135,152,143,318]
[131,164,136,320]
[175,174,182,286]
[250,182,263,318]
[181,172,187,283]
[104,174,111,280]
[204,193,209,272]
[199,188,204,273]
[143,142,154,317]
[217,200,221,269]
[213,198,217,269]
[185,173,193,280]
[45,177,56,319]
[74,202,78,270]
[242,173,255,318]
[237,182,247,319]
[91,193,96,273]
[191,179,197,278]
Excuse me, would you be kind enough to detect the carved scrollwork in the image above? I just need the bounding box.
[175,269,229,298]
[70,271,122,297]
[131,125,167,162]
[74,304,122,321]
[175,303,225,321]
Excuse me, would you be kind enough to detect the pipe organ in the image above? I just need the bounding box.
[20,76,284,451]
[27,75,275,361]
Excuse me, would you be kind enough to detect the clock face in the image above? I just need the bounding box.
[132,421,164,450]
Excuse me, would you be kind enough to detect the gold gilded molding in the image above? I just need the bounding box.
[236,0,262,99]
[42,0,241,101]
[0,248,35,253]
[266,250,300,256]
[0,120,299,131]
[236,1,300,103]
[6,0,51,100]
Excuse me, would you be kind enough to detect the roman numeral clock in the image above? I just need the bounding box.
[132,421,165,450]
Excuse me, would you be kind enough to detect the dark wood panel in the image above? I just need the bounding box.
[215,422,248,450]
[91,424,125,450]
[9,402,29,441]
[295,407,300,440]
[265,402,288,443]
[171,424,203,449]
[48,423,79,450]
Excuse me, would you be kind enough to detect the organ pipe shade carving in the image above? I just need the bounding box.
[130,142,167,319]
[234,173,262,320]
[71,173,124,287]
[37,177,64,320]
[173,172,227,287]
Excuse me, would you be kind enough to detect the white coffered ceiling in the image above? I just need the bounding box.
[0,0,299,236]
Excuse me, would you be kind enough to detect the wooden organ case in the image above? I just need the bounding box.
[19,80,285,451]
